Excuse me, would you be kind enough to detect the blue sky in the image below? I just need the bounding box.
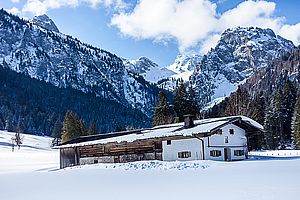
[1,0,300,66]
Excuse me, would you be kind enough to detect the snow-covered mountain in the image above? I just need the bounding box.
[190,27,294,106]
[30,14,60,33]
[124,55,202,89]
[0,9,160,116]
[123,57,175,83]
[167,54,202,81]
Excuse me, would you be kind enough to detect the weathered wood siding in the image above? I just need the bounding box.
[77,139,163,165]
[60,135,194,168]
[60,147,79,169]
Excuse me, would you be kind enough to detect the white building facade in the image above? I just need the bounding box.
[162,123,248,161]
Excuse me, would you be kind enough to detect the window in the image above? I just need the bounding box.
[167,140,171,145]
[94,160,98,164]
[178,151,191,158]
[210,150,222,157]
[225,136,229,143]
[234,150,245,156]
[229,129,234,135]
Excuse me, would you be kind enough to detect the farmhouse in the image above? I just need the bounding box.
[57,115,264,169]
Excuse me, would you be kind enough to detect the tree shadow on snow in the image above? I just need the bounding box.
[0,141,13,147]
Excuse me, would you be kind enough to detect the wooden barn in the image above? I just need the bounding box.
[57,116,264,169]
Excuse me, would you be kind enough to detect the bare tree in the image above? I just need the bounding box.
[15,132,23,149]
[11,132,23,151]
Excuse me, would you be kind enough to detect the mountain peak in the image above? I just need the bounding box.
[218,26,293,49]
[31,14,59,33]
[191,26,295,107]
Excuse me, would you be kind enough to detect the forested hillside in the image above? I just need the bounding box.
[0,64,150,135]
[206,47,300,149]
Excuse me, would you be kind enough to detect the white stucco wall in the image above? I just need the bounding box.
[162,138,203,161]
[162,123,248,162]
[206,124,247,161]
[209,124,246,147]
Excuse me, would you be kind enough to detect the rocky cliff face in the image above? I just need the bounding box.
[30,14,60,33]
[242,46,300,94]
[190,27,294,106]
[0,9,160,116]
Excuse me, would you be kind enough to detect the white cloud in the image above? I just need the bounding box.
[11,0,20,3]
[17,0,126,16]
[200,34,221,54]
[111,0,218,52]
[219,1,284,32]
[280,23,300,45]
[7,7,21,15]
[111,0,300,54]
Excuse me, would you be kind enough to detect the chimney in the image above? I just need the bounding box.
[184,114,194,128]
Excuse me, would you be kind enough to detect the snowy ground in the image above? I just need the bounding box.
[0,130,299,200]
[0,131,58,174]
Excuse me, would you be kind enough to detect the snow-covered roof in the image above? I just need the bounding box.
[57,116,263,148]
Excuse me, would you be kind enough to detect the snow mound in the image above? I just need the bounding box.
[71,160,210,171]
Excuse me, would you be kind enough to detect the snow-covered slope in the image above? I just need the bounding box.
[190,27,294,106]
[0,130,58,173]
[0,9,159,116]
[167,54,202,81]
[123,57,175,83]
[0,131,52,152]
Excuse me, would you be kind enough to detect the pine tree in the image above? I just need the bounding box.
[79,118,88,136]
[61,111,81,143]
[153,91,174,126]
[224,86,250,116]
[264,98,276,149]
[16,117,25,134]
[52,118,62,139]
[5,116,14,132]
[264,79,297,149]
[248,92,265,125]
[88,121,97,135]
[51,118,63,146]
[186,86,200,116]
[281,79,296,144]
[173,84,189,121]
[293,94,300,149]
[264,89,283,149]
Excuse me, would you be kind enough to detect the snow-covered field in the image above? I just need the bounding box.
[0,131,58,173]
[0,130,299,200]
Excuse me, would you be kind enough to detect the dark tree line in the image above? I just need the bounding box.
[205,77,299,150]
[153,84,200,126]
[0,64,150,136]
[293,93,300,149]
